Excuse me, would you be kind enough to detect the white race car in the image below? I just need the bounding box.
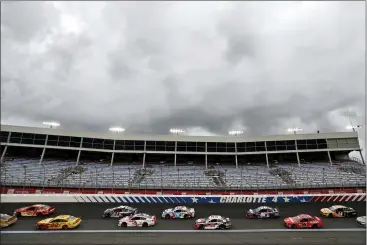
[118,213,156,228]
[356,216,366,227]
[194,215,231,230]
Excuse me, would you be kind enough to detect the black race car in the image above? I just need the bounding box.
[102,205,137,218]
[246,206,280,219]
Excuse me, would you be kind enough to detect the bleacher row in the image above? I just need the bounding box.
[0,158,366,190]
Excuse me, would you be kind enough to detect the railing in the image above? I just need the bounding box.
[1,163,366,193]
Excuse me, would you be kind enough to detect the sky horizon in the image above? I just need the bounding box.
[1,2,365,158]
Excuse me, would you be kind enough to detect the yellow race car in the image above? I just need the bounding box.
[1,213,17,228]
[320,205,357,218]
[36,215,81,230]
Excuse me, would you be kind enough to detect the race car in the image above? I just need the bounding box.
[320,205,357,218]
[356,216,366,227]
[284,214,323,229]
[194,215,231,230]
[15,204,56,217]
[36,215,81,230]
[102,205,137,218]
[246,206,279,219]
[118,213,156,227]
[162,206,195,219]
[0,213,17,228]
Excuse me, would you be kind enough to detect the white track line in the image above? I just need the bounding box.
[1,228,365,234]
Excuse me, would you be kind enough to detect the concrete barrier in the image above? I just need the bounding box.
[1,193,366,204]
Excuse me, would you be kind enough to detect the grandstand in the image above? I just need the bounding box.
[0,124,365,191]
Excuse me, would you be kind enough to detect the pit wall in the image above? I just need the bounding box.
[1,187,365,195]
[1,193,366,204]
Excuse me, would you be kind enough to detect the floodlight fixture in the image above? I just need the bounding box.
[109,127,125,133]
[169,128,185,135]
[228,130,243,136]
[346,125,362,131]
[42,121,60,128]
[287,127,303,134]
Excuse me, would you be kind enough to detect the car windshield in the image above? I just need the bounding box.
[0,214,11,220]
[42,205,50,209]
[329,206,338,212]
[68,216,76,221]
[293,216,301,221]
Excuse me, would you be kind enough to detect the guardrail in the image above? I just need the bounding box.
[2,193,366,204]
[2,187,366,195]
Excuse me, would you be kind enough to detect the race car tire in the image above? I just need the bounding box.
[62,225,68,230]
[121,222,127,227]
[328,214,333,218]
[198,225,204,230]
[184,214,189,219]
[37,212,41,217]
[142,222,148,228]
[38,225,46,230]
[103,213,110,218]
[312,224,318,229]
[291,225,297,229]
[15,212,21,217]
[165,214,170,219]
[219,225,225,230]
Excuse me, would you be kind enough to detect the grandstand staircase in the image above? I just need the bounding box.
[49,165,87,186]
[131,167,154,184]
[338,165,366,176]
[204,168,226,187]
[268,168,295,185]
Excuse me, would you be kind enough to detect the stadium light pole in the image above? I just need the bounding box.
[43,121,60,129]
[109,127,125,134]
[346,125,362,132]
[228,130,244,136]
[169,128,185,135]
[287,127,303,135]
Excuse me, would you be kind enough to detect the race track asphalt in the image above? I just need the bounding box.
[0,202,366,245]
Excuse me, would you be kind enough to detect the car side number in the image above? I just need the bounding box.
[48,223,60,228]
[21,212,34,216]
[301,223,307,227]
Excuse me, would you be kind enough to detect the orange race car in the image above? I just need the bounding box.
[320,205,357,218]
[15,204,56,217]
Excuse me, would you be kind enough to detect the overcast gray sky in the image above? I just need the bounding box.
[1,1,365,155]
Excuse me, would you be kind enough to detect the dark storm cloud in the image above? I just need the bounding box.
[0,1,365,151]
[1,2,60,43]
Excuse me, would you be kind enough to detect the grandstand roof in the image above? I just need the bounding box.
[1,124,359,143]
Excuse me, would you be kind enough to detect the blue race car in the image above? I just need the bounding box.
[161,206,195,219]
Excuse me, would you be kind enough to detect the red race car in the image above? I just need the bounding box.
[15,204,56,217]
[284,214,323,229]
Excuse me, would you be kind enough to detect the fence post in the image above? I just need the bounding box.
[22,165,27,192]
[160,166,163,192]
[41,164,45,191]
[112,166,115,194]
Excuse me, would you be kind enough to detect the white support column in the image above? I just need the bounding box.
[76,138,83,165]
[1,146,8,163]
[143,140,146,168]
[327,151,332,165]
[1,132,11,163]
[39,135,48,164]
[359,150,365,165]
[264,141,269,168]
[234,142,238,168]
[205,142,208,169]
[295,140,300,166]
[110,140,116,166]
[174,141,177,167]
